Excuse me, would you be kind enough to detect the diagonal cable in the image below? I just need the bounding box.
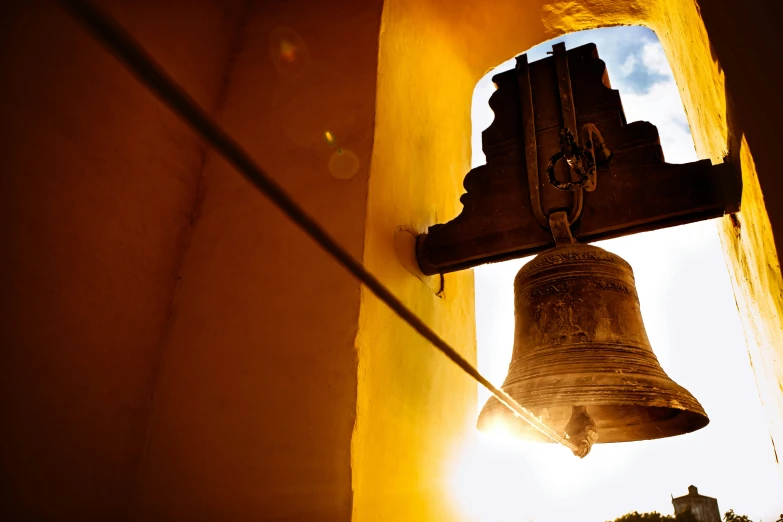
[58,0,577,452]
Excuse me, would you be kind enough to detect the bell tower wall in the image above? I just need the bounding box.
[1,0,783,520]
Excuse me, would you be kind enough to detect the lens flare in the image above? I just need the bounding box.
[329,149,360,180]
[279,40,297,63]
[324,131,336,146]
[269,27,309,77]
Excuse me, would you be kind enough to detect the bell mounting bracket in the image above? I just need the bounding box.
[416,43,741,275]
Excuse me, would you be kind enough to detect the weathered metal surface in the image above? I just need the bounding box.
[476,242,710,444]
[564,405,598,457]
[551,42,584,223]
[517,54,548,229]
[416,43,741,275]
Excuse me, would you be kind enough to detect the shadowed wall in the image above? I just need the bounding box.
[0,1,245,518]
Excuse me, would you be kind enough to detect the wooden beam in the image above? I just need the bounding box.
[416,43,741,275]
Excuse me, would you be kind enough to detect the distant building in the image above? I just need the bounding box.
[672,485,721,522]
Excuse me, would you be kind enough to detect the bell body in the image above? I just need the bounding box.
[477,243,709,443]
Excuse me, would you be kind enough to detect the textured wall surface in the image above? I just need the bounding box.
[351,1,479,519]
[0,1,243,519]
[132,0,381,520]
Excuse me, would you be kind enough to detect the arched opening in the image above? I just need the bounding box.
[357,1,783,520]
[452,27,783,521]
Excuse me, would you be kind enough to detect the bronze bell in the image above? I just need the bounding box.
[476,240,709,453]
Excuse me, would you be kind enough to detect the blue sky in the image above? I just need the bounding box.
[452,27,783,522]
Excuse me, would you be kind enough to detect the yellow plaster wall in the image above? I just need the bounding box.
[717,139,783,471]
[352,2,479,520]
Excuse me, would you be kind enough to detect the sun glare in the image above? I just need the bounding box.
[449,431,638,522]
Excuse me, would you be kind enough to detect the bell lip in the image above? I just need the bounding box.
[476,395,709,444]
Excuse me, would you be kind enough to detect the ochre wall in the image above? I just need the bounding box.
[351,1,479,520]
[132,0,382,519]
[1,1,381,519]
[0,1,244,518]
[1,0,782,520]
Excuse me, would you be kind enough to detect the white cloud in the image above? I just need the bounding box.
[641,41,672,77]
[602,41,696,163]
[620,79,697,163]
[618,53,638,76]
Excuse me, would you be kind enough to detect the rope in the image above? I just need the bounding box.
[59,0,578,453]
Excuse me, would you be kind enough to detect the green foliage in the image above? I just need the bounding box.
[723,510,753,522]
[723,509,751,522]
[611,507,760,522]
[609,512,670,522]
[608,509,697,522]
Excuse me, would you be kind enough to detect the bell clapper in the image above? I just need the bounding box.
[564,405,599,458]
